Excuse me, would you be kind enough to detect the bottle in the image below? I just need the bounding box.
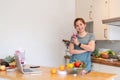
[15,50,25,65]
[20,50,25,65]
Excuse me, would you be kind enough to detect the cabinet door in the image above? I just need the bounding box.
[109,0,120,18]
[75,0,93,22]
[92,63,100,71]
[93,0,109,40]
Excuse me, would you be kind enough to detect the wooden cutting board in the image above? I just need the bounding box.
[91,56,120,67]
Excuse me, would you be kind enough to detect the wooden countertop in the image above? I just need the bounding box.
[0,66,117,80]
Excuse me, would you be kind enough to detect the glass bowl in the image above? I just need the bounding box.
[67,68,83,75]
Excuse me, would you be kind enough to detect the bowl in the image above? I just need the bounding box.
[67,68,82,74]
[57,70,67,75]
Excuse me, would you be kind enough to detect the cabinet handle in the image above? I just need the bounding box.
[89,11,92,20]
[104,29,107,38]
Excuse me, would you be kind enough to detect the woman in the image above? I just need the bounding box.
[69,18,95,74]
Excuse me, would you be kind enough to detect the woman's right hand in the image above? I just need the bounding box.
[72,34,79,46]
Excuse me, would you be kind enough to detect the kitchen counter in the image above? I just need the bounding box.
[0,66,117,80]
[64,55,120,67]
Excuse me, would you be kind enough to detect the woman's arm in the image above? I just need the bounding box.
[69,43,87,54]
[72,36,95,52]
[80,40,95,52]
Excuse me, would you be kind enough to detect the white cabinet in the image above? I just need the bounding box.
[91,63,100,71]
[76,0,120,40]
[109,0,120,18]
[76,0,109,40]
[93,0,109,40]
[94,0,120,40]
[75,0,94,22]
[92,63,120,80]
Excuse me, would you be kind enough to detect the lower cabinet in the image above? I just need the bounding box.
[92,63,120,80]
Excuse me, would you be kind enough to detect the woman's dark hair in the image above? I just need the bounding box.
[74,18,86,28]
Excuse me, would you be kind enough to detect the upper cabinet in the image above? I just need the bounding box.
[109,0,120,18]
[102,0,120,26]
[102,0,120,40]
[75,0,120,40]
[93,0,109,40]
[75,0,94,22]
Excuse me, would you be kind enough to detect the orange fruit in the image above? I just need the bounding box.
[50,68,57,74]
[59,65,65,71]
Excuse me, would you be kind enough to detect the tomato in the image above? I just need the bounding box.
[74,61,81,67]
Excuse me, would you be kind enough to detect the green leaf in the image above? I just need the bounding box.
[4,55,15,63]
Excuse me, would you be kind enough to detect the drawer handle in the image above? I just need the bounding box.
[104,29,107,38]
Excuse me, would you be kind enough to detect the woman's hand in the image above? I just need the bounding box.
[72,34,79,46]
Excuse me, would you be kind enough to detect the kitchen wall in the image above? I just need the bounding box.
[0,0,75,67]
[96,40,120,54]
